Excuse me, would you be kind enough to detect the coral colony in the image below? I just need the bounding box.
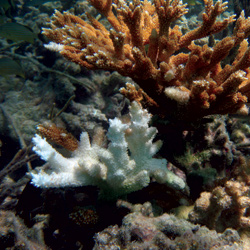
[31,102,185,198]
[31,0,250,199]
[42,0,250,121]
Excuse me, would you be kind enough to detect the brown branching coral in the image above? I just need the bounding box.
[37,122,79,151]
[189,179,250,232]
[43,0,250,122]
[189,155,250,232]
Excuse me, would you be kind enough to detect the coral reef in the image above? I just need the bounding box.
[31,101,185,198]
[170,115,234,173]
[3,0,250,249]
[94,201,242,249]
[43,0,250,123]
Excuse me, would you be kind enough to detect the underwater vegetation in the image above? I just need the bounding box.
[2,0,250,249]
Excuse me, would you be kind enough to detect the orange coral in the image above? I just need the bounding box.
[43,0,250,122]
[37,122,79,151]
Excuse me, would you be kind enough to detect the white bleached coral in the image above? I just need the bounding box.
[31,101,185,198]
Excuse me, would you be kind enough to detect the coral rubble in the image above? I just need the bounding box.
[0,210,48,250]
[94,201,242,249]
[43,0,250,122]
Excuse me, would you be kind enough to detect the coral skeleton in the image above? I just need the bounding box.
[43,0,250,122]
[31,102,185,197]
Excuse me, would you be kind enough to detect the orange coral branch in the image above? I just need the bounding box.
[37,123,79,151]
[43,0,250,122]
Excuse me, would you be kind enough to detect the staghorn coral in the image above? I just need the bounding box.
[30,101,185,198]
[42,0,250,123]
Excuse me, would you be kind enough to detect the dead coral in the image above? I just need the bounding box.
[0,210,48,249]
[0,146,38,210]
[94,201,242,249]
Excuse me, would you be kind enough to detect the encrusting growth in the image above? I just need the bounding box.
[43,0,250,122]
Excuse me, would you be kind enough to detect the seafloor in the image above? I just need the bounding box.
[1,0,250,249]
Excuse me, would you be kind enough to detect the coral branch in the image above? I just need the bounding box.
[43,0,250,122]
[31,102,185,198]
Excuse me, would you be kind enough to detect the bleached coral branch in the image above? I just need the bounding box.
[31,102,185,198]
[31,132,107,187]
